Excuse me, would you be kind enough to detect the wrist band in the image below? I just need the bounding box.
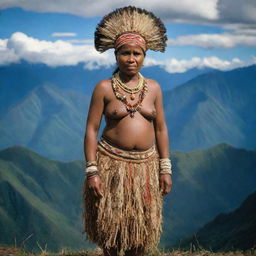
[85,165,98,173]
[160,169,172,175]
[159,158,172,175]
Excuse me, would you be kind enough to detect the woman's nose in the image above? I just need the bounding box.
[127,54,135,62]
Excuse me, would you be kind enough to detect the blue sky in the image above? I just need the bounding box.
[0,0,256,73]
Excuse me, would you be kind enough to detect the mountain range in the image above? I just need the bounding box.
[0,143,255,251]
[0,83,90,161]
[0,61,210,118]
[164,64,256,151]
[0,63,255,161]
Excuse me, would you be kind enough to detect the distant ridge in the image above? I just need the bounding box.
[164,64,256,151]
[180,191,256,251]
[0,83,90,161]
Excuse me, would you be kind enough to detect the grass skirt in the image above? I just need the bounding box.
[83,137,163,252]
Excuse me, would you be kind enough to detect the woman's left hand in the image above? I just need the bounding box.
[159,174,172,195]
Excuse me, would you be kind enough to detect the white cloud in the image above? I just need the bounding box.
[1,32,255,73]
[144,57,163,67]
[133,0,218,21]
[143,54,256,73]
[168,33,256,48]
[0,0,219,21]
[51,32,77,37]
[3,32,115,68]
[0,39,19,65]
[1,0,256,47]
[144,55,256,73]
[218,0,256,25]
[1,0,255,26]
[0,0,127,17]
[162,56,254,73]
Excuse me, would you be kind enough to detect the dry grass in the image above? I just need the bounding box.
[0,246,255,256]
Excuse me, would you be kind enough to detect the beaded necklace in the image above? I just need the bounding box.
[111,72,148,118]
[114,72,144,100]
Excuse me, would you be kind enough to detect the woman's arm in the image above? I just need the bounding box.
[84,81,106,197]
[84,81,105,161]
[153,81,172,195]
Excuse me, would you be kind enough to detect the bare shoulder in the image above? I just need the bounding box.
[95,79,111,90]
[145,78,162,93]
[93,79,112,95]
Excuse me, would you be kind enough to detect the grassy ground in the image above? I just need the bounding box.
[0,246,255,256]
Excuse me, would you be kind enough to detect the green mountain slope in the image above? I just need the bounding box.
[161,143,256,246]
[0,146,89,252]
[180,191,256,251]
[164,65,256,151]
[0,83,90,161]
[1,144,255,251]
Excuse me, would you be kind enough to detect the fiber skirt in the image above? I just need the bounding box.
[83,137,163,252]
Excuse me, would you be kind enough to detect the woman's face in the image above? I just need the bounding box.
[115,43,145,76]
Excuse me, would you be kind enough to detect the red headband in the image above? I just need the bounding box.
[115,33,146,52]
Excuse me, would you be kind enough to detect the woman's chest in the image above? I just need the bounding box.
[104,91,156,120]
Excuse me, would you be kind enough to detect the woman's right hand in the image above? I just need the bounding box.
[87,175,104,198]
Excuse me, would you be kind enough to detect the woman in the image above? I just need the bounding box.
[83,6,172,256]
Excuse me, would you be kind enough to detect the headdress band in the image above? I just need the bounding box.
[115,33,146,52]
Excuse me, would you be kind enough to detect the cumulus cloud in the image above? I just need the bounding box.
[168,33,256,48]
[0,0,127,17]
[0,39,19,65]
[51,32,77,37]
[1,0,256,48]
[1,0,255,26]
[3,32,115,68]
[134,0,218,21]
[218,0,256,25]
[0,0,219,22]
[144,57,163,67]
[1,32,255,73]
[144,55,256,73]
[162,56,254,73]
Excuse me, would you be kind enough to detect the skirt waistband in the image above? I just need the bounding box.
[98,137,156,161]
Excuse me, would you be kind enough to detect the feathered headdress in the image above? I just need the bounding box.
[95,6,167,53]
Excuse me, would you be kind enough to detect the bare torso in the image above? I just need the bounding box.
[102,78,157,151]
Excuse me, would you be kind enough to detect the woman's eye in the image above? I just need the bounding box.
[121,52,130,55]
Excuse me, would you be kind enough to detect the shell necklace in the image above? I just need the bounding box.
[111,72,148,118]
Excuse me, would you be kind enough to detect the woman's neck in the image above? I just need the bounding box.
[118,71,139,84]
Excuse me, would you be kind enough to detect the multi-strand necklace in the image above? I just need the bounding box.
[112,71,148,118]
[114,72,144,100]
